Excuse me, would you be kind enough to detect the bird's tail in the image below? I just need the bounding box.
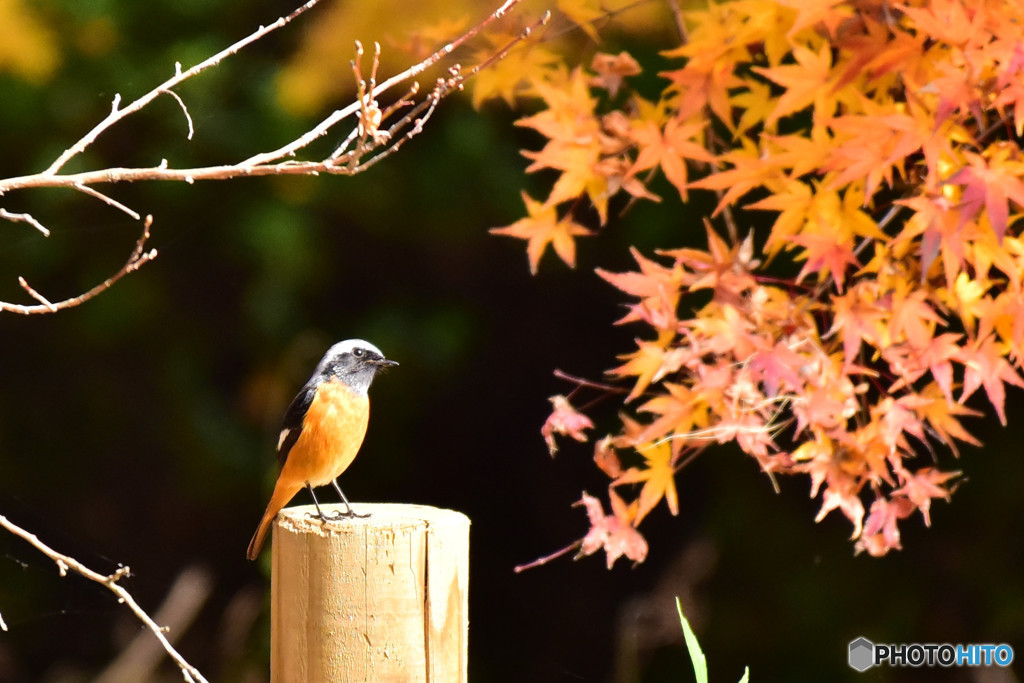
[246,479,302,560]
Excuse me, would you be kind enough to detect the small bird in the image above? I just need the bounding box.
[246,339,397,560]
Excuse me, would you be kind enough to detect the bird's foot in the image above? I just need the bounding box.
[306,509,370,521]
[330,508,370,520]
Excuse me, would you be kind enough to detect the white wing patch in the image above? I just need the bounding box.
[278,428,294,452]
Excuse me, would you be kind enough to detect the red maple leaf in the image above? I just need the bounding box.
[576,491,649,568]
[955,335,1024,424]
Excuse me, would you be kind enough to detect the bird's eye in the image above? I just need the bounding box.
[353,347,364,357]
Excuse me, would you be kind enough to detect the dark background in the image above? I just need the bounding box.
[0,1,1021,681]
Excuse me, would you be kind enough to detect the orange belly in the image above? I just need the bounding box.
[280,380,370,487]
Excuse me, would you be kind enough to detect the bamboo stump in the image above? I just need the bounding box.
[270,503,469,683]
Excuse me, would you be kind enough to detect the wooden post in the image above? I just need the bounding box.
[270,503,469,683]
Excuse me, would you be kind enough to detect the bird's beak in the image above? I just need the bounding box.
[371,357,399,368]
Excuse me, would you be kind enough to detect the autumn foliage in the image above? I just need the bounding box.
[485,0,1024,564]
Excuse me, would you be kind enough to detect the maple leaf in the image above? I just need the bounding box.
[948,149,1024,242]
[955,335,1024,424]
[593,436,623,478]
[470,35,560,108]
[541,395,594,456]
[775,0,853,38]
[628,111,715,201]
[899,0,984,47]
[753,43,834,127]
[612,440,679,525]
[491,192,590,275]
[887,289,946,349]
[827,281,887,367]
[660,224,758,296]
[791,228,861,292]
[688,140,787,215]
[891,466,961,527]
[596,247,685,330]
[729,78,775,137]
[637,382,709,443]
[910,382,981,457]
[747,339,806,398]
[884,332,962,404]
[855,496,916,557]
[992,42,1024,137]
[607,338,685,402]
[896,194,970,288]
[576,491,649,568]
[815,485,866,540]
[589,51,641,97]
[557,0,604,42]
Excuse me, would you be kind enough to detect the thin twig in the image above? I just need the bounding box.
[74,183,142,220]
[0,216,157,315]
[241,0,525,168]
[43,0,327,175]
[0,209,50,236]
[0,512,208,683]
[513,539,582,573]
[554,368,630,394]
[18,277,57,312]
[0,0,535,198]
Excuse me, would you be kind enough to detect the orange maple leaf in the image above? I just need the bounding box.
[753,43,834,127]
[589,51,641,96]
[491,192,590,274]
[628,112,714,201]
[911,382,981,457]
[791,228,860,292]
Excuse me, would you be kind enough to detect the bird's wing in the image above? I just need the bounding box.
[277,382,317,466]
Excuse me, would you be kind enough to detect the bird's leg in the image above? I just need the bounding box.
[330,479,370,519]
[304,483,331,522]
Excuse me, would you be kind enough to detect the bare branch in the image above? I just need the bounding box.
[18,277,58,312]
[240,0,527,167]
[0,0,539,322]
[95,567,213,683]
[160,87,195,140]
[0,216,157,315]
[74,183,142,220]
[43,0,328,175]
[0,0,535,197]
[0,512,208,683]
[0,208,50,236]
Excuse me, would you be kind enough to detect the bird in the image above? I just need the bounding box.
[246,339,397,560]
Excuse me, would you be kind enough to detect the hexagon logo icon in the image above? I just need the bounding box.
[849,637,875,672]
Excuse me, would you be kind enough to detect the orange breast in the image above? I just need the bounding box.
[279,380,370,487]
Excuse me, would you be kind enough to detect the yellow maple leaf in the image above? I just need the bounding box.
[557,0,604,42]
[491,192,590,274]
[471,34,561,108]
[607,338,684,401]
[613,440,679,525]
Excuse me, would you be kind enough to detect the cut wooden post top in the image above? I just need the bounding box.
[275,502,470,536]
